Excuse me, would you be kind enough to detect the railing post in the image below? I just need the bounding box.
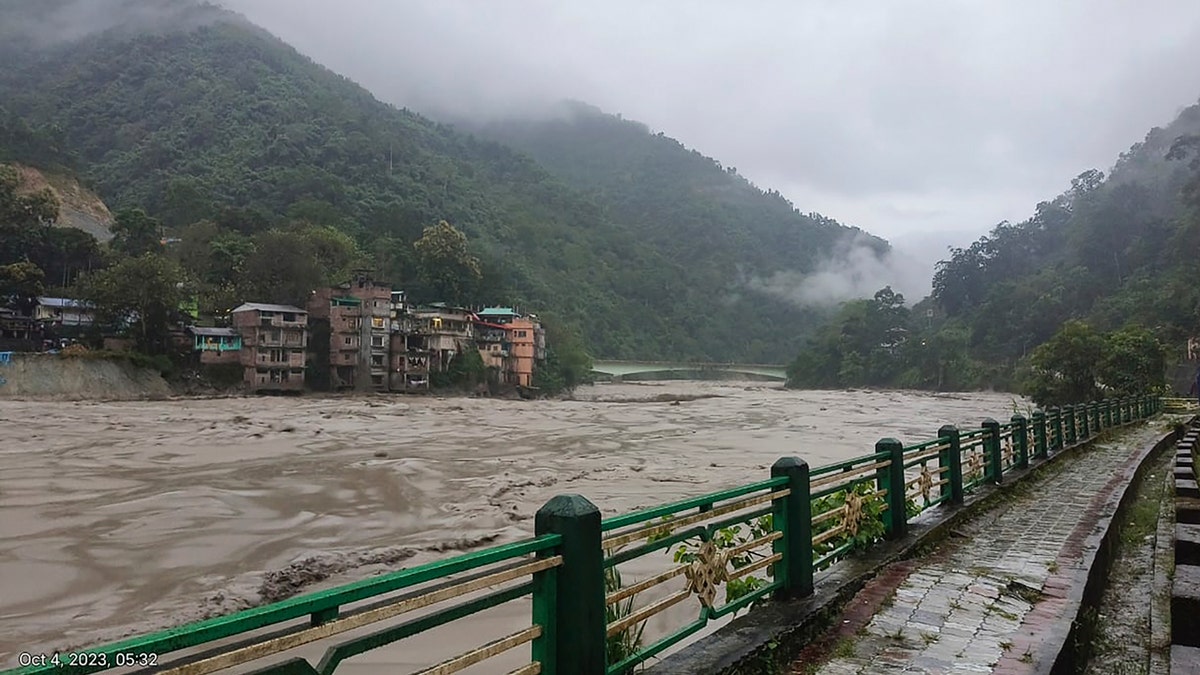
[1079,403,1090,440]
[939,424,963,505]
[772,457,813,599]
[1053,408,1065,452]
[982,418,1002,484]
[1104,400,1113,428]
[875,438,908,539]
[1033,410,1048,460]
[1089,402,1099,436]
[1012,414,1029,469]
[534,495,605,675]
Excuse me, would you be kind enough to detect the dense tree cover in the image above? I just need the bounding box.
[1024,321,1166,407]
[0,163,104,291]
[475,102,886,361]
[790,101,1200,394]
[0,3,870,362]
[76,253,187,355]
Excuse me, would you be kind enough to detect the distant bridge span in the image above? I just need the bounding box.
[591,359,788,381]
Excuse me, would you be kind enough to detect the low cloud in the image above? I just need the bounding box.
[0,0,230,48]
[743,234,934,309]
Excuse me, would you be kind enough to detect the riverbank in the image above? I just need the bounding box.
[0,352,171,400]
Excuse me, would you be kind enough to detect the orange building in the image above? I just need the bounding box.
[505,317,537,387]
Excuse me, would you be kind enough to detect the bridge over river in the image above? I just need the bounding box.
[591,359,788,381]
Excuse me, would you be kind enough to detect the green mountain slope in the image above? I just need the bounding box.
[0,1,876,361]
[930,101,1200,359]
[785,98,1200,392]
[473,101,880,275]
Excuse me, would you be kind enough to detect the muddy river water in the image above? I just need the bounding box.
[0,381,1023,671]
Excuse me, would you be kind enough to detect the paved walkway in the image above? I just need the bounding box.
[793,422,1169,675]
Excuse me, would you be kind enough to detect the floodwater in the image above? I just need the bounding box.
[0,381,1023,671]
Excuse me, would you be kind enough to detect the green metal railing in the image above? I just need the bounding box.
[3,395,1163,675]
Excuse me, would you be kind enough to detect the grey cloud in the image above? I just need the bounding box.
[216,0,1200,246]
[742,233,934,309]
[1,0,228,46]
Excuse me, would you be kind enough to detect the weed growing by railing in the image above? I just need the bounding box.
[604,549,647,668]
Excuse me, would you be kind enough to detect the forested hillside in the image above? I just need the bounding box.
[787,100,1200,395]
[474,101,881,281]
[0,0,876,362]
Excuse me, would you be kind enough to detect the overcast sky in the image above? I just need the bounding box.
[219,0,1200,255]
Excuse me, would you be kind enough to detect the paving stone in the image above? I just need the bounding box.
[805,426,1168,675]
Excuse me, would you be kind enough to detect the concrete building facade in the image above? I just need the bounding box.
[231,303,308,392]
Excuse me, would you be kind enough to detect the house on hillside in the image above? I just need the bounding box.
[188,326,242,365]
[231,302,308,393]
[34,297,93,328]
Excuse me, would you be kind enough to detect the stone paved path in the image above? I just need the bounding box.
[795,421,1169,675]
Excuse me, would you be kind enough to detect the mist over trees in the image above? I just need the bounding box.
[788,101,1200,397]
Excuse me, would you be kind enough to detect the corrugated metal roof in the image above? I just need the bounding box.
[37,297,90,308]
[478,307,515,316]
[189,327,238,337]
[232,302,307,314]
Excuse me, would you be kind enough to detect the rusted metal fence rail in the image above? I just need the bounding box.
[3,395,1162,675]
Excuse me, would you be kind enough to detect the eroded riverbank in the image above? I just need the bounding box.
[0,381,1023,667]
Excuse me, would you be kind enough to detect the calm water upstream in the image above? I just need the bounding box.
[0,381,1024,670]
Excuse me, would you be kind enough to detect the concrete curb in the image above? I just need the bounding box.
[1043,423,1183,673]
[646,421,1171,675]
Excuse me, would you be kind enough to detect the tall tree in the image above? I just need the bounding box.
[76,253,186,354]
[110,208,163,256]
[413,220,482,304]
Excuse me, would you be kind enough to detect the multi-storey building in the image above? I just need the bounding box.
[307,274,391,392]
[409,304,475,375]
[389,291,430,392]
[231,303,308,392]
[473,307,544,387]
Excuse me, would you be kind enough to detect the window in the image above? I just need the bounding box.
[372,374,384,386]
[371,355,384,367]
[344,336,354,345]
[283,312,296,322]
[371,335,386,348]
[371,317,384,329]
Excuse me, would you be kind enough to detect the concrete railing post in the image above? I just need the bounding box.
[1012,414,1029,469]
[771,457,813,599]
[876,438,908,539]
[983,418,1002,484]
[534,495,605,675]
[939,424,964,505]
